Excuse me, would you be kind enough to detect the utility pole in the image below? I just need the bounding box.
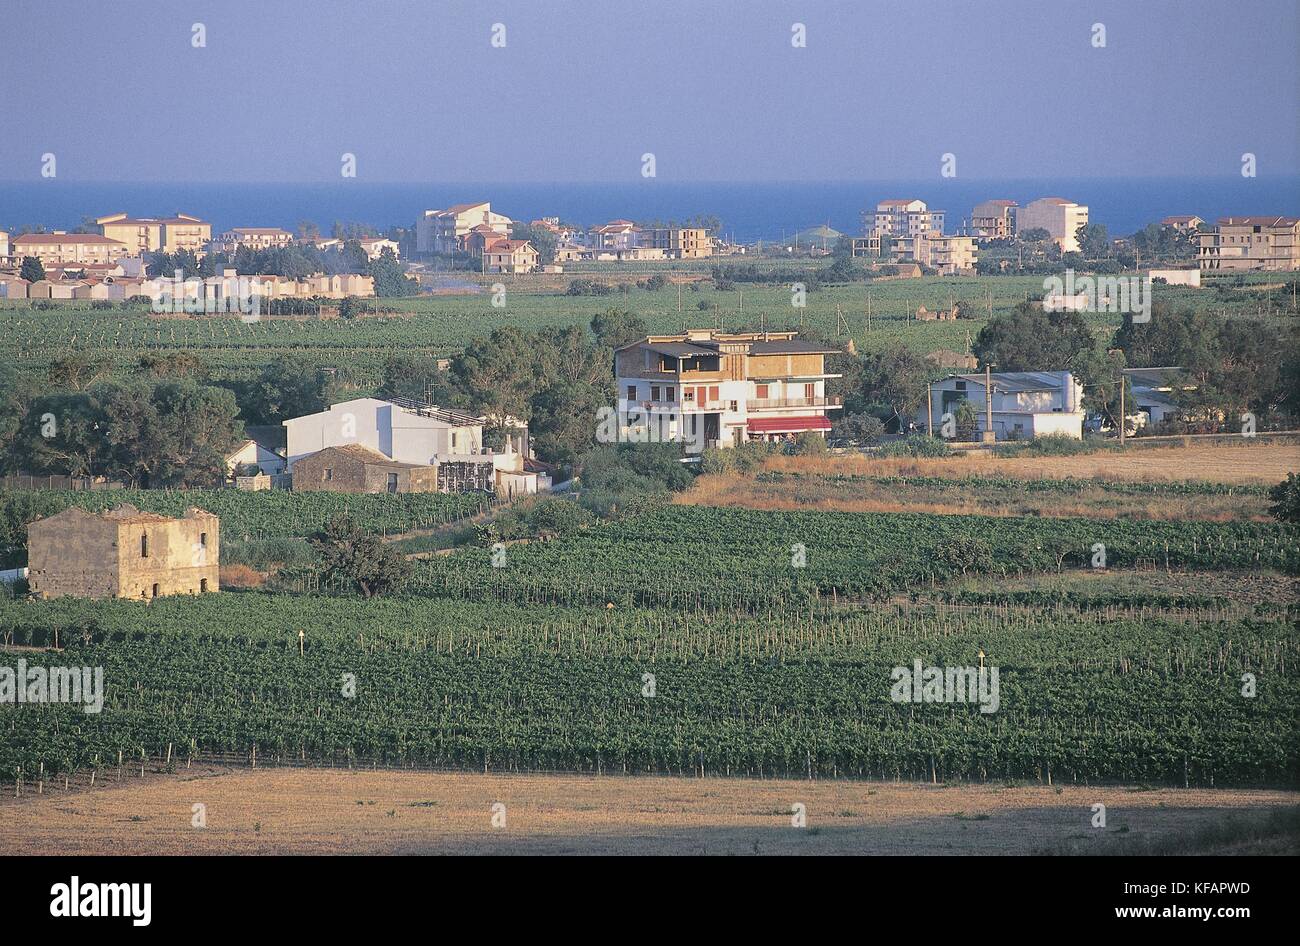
[1119,378,1126,445]
[927,383,933,436]
[983,363,995,444]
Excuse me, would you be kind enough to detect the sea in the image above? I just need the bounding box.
[1,178,1297,244]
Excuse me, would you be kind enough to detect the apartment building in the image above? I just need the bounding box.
[97,213,211,255]
[1197,216,1300,272]
[896,233,978,275]
[1016,198,1089,253]
[213,227,295,252]
[587,220,640,251]
[639,227,713,258]
[415,201,512,255]
[614,330,843,449]
[482,239,539,273]
[11,232,128,265]
[863,199,945,239]
[0,229,8,259]
[968,199,1018,240]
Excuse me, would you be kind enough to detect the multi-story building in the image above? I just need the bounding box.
[1197,216,1300,272]
[863,199,945,239]
[1016,197,1089,253]
[896,233,978,275]
[587,220,640,251]
[968,199,1018,240]
[27,504,219,600]
[415,201,512,255]
[96,213,211,255]
[638,227,713,258]
[213,227,295,252]
[283,397,537,495]
[1161,215,1204,232]
[11,232,128,265]
[614,330,843,449]
[482,239,539,273]
[0,229,9,259]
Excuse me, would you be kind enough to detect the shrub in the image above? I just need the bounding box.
[876,435,952,458]
[934,536,994,575]
[1268,473,1300,524]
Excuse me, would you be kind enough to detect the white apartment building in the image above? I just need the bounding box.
[213,227,295,252]
[894,233,978,275]
[863,199,945,239]
[11,232,129,265]
[1017,198,1089,253]
[415,202,512,255]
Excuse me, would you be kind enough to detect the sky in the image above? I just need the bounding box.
[2,0,1297,183]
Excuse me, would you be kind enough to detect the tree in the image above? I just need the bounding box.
[860,345,930,430]
[47,353,113,392]
[1267,474,1300,524]
[934,536,993,576]
[368,247,415,297]
[134,351,207,380]
[19,256,45,284]
[510,224,557,264]
[241,355,331,425]
[378,353,455,404]
[309,514,411,598]
[973,302,1093,372]
[1075,222,1110,259]
[831,412,884,445]
[529,382,607,465]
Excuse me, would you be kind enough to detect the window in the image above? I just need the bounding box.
[151,583,160,598]
[387,472,399,493]
[683,388,695,402]
[450,432,458,450]
[200,578,209,593]
[199,532,207,549]
[323,468,333,481]
[755,384,769,399]
[626,384,637,400]
[804,383,815,400]
[141,534,148,558]
[709,386,720,402]
[665,387,675,402]
[651,386,660,401]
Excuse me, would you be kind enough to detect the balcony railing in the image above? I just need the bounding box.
[746,396,843,410]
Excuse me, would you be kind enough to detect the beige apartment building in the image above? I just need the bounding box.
[213,227,295,252]
[97,213,212,255]
[968,199,1018,240]
[1198,216,1300,272]
[27,504,219,600]
[1017,198,1089,253]
[899,233,978,275]
[11,232,128,265]
[639,227,713,258]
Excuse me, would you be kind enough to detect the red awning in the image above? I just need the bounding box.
[746,415,832,433]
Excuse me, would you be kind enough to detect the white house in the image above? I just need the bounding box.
[283,397,539,494]
[224,438,287,476]
[921,371,1085,440]
[1123,367,1188,426]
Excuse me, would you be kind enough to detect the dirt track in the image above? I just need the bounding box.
[2,767,1295,855]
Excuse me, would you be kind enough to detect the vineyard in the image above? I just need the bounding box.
[0,488,486,566]
[1,501,1296,789]
[0,593,1295,787]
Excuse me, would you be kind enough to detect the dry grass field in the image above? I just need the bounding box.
[1,767,1296,856]
[764,441,1300,485]
[680,442,1298,520]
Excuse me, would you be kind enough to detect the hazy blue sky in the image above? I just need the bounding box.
[3,0,1296,182]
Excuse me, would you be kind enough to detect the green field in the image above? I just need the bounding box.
[2,502,1295,787]
[5,270,1294,389]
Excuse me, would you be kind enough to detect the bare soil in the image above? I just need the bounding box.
[1,767,1295,855]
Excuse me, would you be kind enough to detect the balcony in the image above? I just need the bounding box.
[746,396,843,411]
